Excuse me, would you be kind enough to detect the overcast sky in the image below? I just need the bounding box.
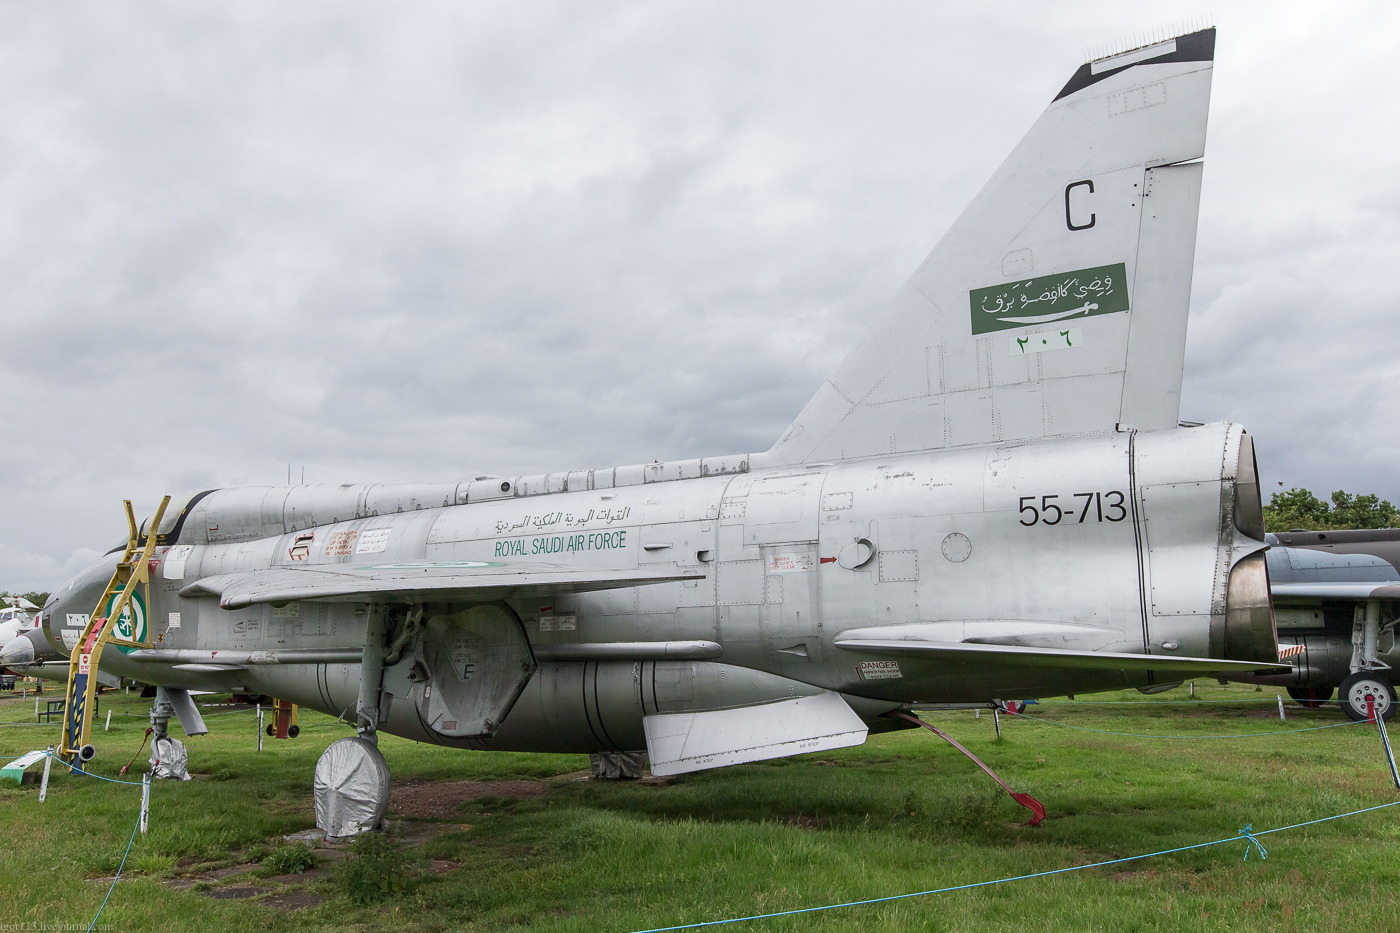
[2,1,1397,592]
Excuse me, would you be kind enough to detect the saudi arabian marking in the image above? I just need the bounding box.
[1011,328,1082,356]
[970,262,1129,335]
[495,531,629,558]
[494,507,633,536]
[106,591,147,655]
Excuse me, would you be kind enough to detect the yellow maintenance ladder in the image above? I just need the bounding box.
[61,496,171,767]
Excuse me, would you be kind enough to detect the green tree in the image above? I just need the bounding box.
[1328,490,1400,529]
[1,591,49,609]
[1263,487,1399,532]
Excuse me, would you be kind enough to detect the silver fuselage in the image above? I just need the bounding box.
[38,421,1265,753]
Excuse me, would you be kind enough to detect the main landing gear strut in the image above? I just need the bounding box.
[1338,600,1396,723]
[314,605,408,838]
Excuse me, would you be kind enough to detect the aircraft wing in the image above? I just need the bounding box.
[1271,582,1400,600]
[834,636,1290,673]
[181,561,704,610]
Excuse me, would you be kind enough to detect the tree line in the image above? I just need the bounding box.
[1264,488,1399,532]
[1,591,50,609]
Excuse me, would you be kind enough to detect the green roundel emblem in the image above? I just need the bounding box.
[105,591,147,644]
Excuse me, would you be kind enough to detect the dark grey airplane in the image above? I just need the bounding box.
[1228,530,1399,720]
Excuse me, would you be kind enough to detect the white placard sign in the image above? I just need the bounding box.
[539,614,577,632]
[355,528,393,555]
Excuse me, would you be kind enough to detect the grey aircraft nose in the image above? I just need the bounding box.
[1,633,36,671]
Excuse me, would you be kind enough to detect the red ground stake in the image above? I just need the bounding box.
[890,711,1046,826]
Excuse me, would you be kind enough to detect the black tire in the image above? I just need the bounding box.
[1337,672,1397,722]
[266,724,276,736]
[1287,685,1334,708]
[287,724,300,738]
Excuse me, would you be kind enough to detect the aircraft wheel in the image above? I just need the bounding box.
[1287,686,1334,709]
[1337,672,1397,722]
[287,725,299,738]
[315,737,392,838]
[266,724,276,736]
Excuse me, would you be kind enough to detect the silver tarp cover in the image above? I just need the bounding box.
[589,751,645,780]
[314,737,392,838]
[149,736,191,781]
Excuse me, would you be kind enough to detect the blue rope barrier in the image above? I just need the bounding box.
[43,752,147,786]
[1237,824,1267,862]
[70,770,148,787]
[87,801,142,932]
[1009,714,1368,740]
[629,800,1400,933]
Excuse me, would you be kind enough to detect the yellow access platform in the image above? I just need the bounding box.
[61,497,170,768]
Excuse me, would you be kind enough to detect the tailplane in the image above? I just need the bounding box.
[757,29,1216,466]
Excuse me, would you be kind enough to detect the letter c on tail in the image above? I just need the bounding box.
[1065,179,1095,231]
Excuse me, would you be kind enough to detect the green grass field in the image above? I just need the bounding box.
[1,681,1397,932]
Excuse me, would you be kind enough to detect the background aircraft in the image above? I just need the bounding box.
[0,597,41,681]
[9,28,1289,832]
[1227,530,1398,720]
[0,597,38,639]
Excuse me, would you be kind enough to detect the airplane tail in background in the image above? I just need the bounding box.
[757,29,1216,466]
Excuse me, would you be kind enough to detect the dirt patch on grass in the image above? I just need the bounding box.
[385,819,449,846]
[268,868,330,883]
[199,864,259,881]
[205,885,270,899]
[389,779,550,819]
[1112,870,1161,883]
[262,891,329,911]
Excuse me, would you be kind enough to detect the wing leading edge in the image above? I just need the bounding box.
[181,561,705,609]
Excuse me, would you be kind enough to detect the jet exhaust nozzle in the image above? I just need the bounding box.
[1223,551,1278,662]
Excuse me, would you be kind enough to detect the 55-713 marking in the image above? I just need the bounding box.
[1019,491,1126,526]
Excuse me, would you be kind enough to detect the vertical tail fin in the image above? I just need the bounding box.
[758,29,1215,466]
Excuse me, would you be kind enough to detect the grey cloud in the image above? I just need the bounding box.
[3,2,1399,589]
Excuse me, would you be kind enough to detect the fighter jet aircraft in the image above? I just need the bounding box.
[0,598,41,680]
[0,598,38,645]
[1226,530,1399,720]
[6,27,1287,815]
